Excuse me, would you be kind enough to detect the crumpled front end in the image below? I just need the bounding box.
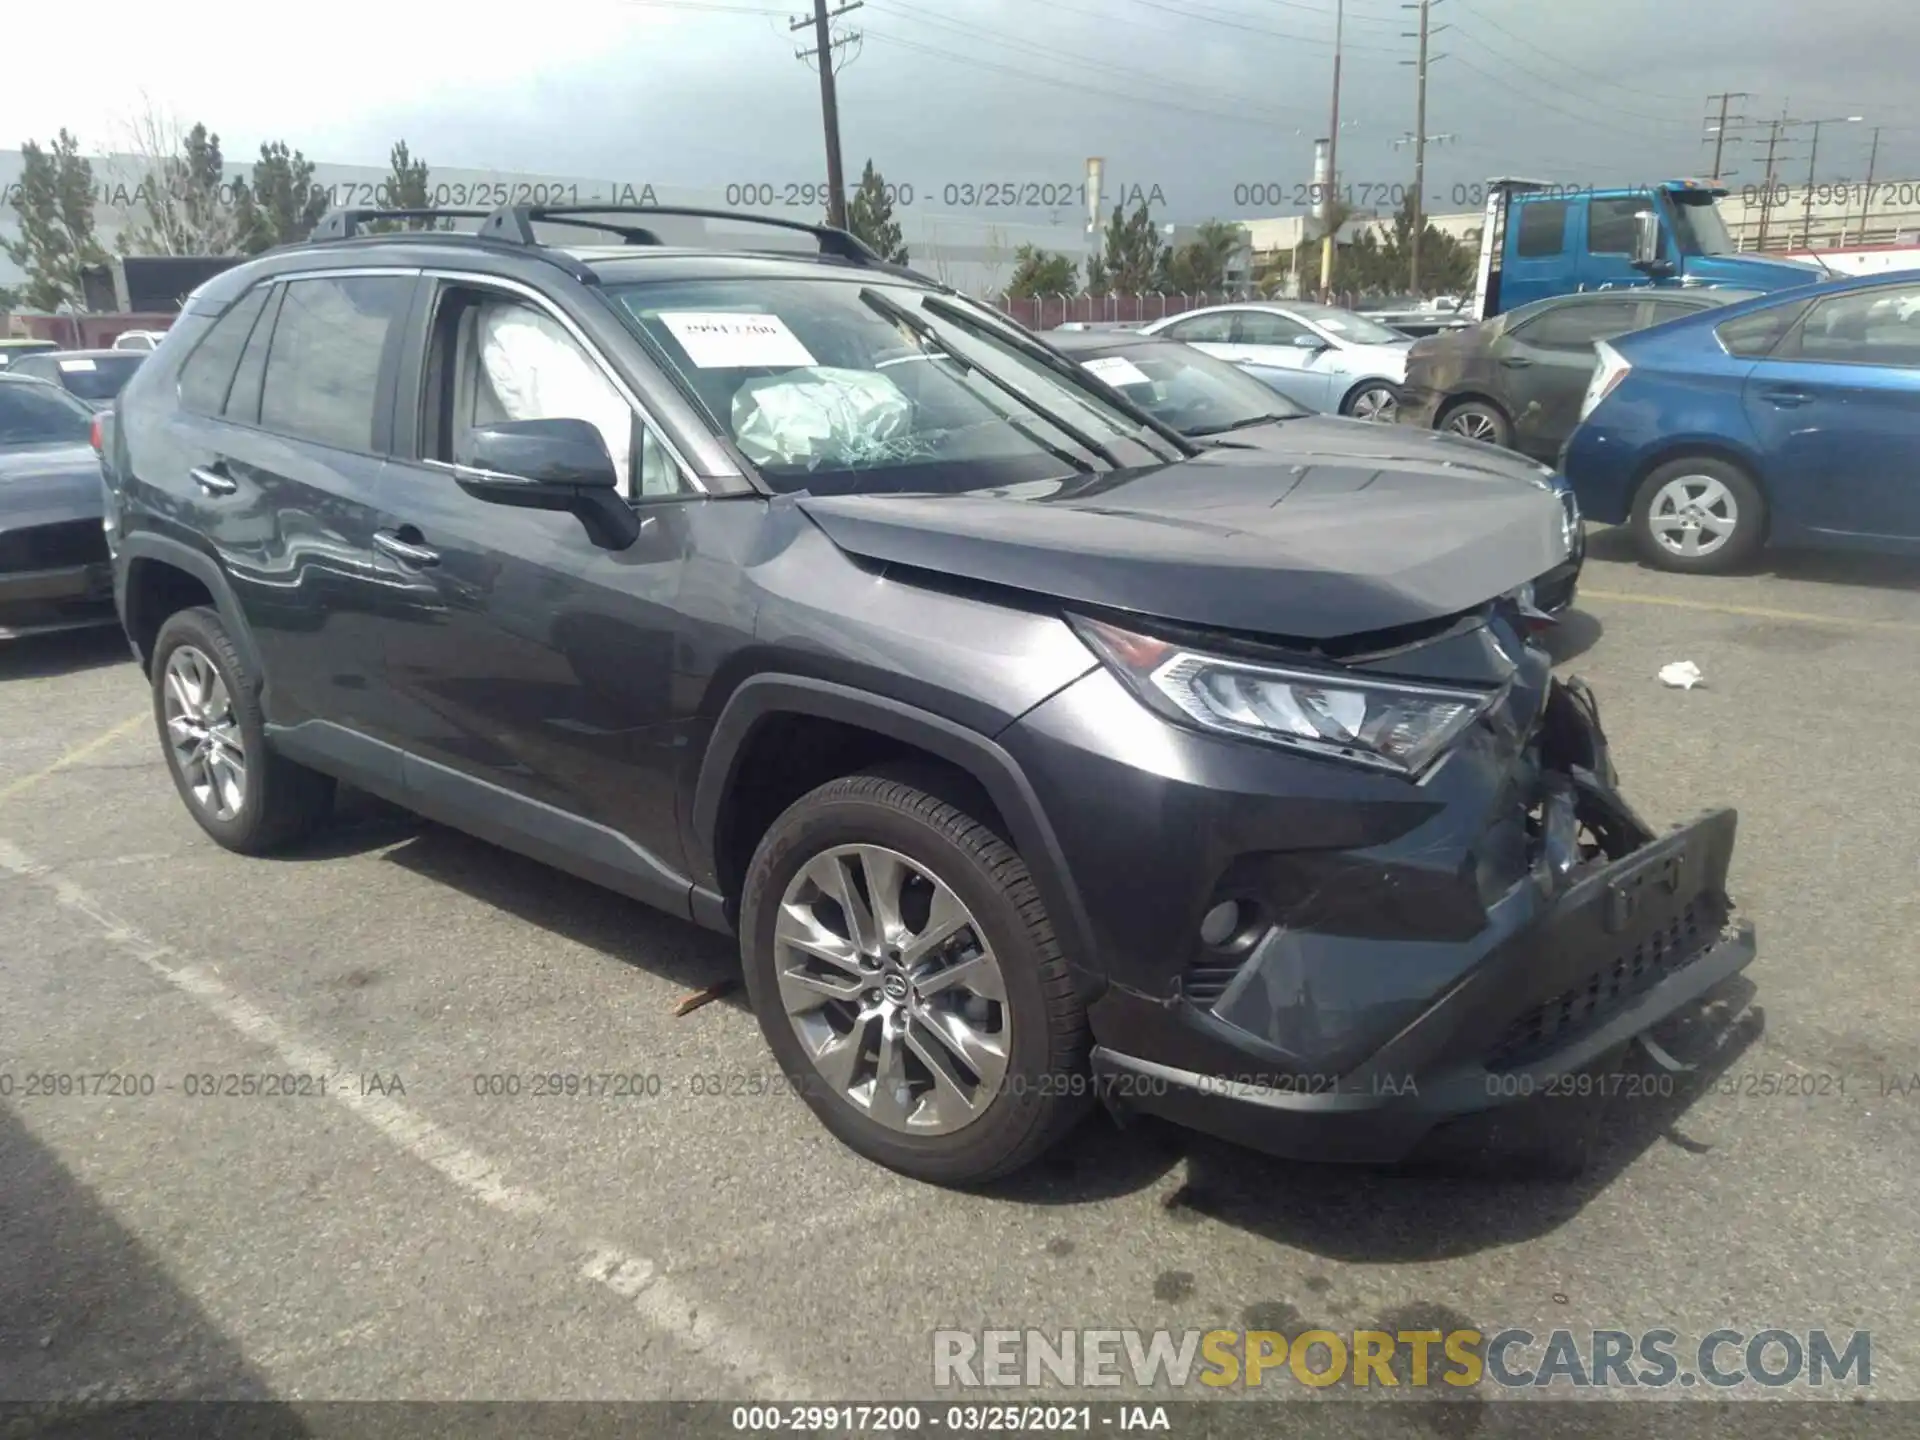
[999,605,1754,1164]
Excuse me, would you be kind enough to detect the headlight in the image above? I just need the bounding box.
[1559,488,1581,550]
[1073,617,1499,776]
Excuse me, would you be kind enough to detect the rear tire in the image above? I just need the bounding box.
[740,773,1090,1185]
[1630,457,1766,574]
[151,606,334,854]
[1439,399,1512,448]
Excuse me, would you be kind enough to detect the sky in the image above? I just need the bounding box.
[5,0,1920,225]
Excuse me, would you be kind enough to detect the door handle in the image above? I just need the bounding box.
[373,529,441,567]
[189,465,237,496]
[1499,356,1534,369]
[1759,388,1812,408]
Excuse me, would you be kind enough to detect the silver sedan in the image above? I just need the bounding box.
[1139,301,1413,421]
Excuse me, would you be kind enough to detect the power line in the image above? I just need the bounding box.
[869,0,1322,121]
[1098,0,1407,54]
[1444,53,1695,136]
[1446,0,1704,103]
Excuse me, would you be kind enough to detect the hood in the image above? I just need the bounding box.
[1691,253,1827,289]
[796,438,1568,642]
[0,441,106,530]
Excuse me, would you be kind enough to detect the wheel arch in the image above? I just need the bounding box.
[690,676,1098,975]
[1434,392,1513,431]
[1340,374,1403,415]
[119,534,261,681]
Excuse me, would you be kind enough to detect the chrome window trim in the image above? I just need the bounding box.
[419,268,705,494]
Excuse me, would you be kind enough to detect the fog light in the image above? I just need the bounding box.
[1199,901,1241,948]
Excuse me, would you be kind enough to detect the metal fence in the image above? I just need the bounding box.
[992,292,1248,331]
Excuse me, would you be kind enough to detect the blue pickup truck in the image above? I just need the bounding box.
[1467,178,1829,320]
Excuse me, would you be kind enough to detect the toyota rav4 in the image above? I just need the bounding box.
[100,205,1756,1184]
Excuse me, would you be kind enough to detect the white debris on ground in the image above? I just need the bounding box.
[1659,661,1705,690]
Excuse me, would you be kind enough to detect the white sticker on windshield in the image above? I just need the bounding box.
[1082,355,1153,387]
[657,312,816,369]
[58,357,98,372]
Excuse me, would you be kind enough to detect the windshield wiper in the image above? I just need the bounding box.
[858,288,1104,473]
[914,294,1197,462]
[1189,413,1297,436]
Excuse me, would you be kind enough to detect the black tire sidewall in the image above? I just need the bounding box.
[150,607,291,851]
[740,782,1080,1184]
[1631,458,1766,573]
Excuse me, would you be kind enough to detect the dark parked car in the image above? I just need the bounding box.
[1399,288,1759,460]
[102,205,1755,1183]
[1047,329,1585,612]
[0,374,115,638]
[1564,270,1920,572]
[7,349,147,409]
[0,337,60,370]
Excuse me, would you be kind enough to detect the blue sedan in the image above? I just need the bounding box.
[1562,269,1920,572]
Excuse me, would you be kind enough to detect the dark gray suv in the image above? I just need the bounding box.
[101,205,1755,1184]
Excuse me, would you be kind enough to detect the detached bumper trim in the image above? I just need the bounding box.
[1093,920,1755,1164]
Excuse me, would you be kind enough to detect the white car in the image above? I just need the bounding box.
[111,330,168,352]
[1140,302,1413,422]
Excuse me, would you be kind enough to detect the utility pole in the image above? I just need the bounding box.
[792,0,863,229]
[1756,110,1786,252]
[1319,0,1343,299]
[1857,125,1883,245]
[1703,91,1750,182]
[1792,113,1864,250]
[1403,0,1446,295]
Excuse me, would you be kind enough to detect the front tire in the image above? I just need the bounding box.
[1630,457,1766,573]
[151,606,334,854]
[1439,399,1512,448]
[740,774,1090,1185]
[1342,380,1399,423]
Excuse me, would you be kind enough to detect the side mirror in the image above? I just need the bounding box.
[1632,211,1673,275]
[1289,333,1328,351]
[454,417,640,550]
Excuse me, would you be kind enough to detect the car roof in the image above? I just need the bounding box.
[23,349,136,360]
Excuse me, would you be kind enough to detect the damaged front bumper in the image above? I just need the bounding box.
[1001,632,1755,1165]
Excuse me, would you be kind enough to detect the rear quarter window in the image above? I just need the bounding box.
[179,286,273,415]
[1514,201,1571,258]
[1716,302,1808,359]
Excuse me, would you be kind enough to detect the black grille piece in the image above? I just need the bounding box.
[1485,896,1714,1071]
[1183,960,1247,1009]
[0,519,107,573]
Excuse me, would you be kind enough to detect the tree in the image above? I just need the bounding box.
[1159,218,1244,294]
[1378,192,1474,298]
[1091,202,1164,295]
[1005,244,1078,299]
[118,111,243,256]
[3,130,108,312]
[232,141,329,253]
[365,142,437,232]
[845,160,908,264]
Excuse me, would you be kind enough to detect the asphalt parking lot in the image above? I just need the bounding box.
[3,528,1918,1416]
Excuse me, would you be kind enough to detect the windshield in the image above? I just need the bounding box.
[1286,304,1409,347]
[1072,344,1308,435]
[607,277,1180,495]
[0,379,93,444]
[1670,194,1735,257]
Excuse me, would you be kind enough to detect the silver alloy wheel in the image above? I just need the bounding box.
[162,644,247,821]
[1445,409,1499,443]
[1648,474,1739,559]
[1350,385,1397,423]
[774,843,1010,1135]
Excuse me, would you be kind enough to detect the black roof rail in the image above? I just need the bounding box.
[310,207,490,242]
[479,204,883,264]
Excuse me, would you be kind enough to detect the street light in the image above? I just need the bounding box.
[1792,114,1865,249]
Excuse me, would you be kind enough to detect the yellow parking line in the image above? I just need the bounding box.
[1581,590,1920,636]
[0,711,149,807]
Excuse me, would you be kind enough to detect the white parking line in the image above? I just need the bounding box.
[0,835,815,1400]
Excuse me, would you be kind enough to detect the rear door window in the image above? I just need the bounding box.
[259,275,413,452]
[1233,311,1314,344]
[1509,299,1641,350]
